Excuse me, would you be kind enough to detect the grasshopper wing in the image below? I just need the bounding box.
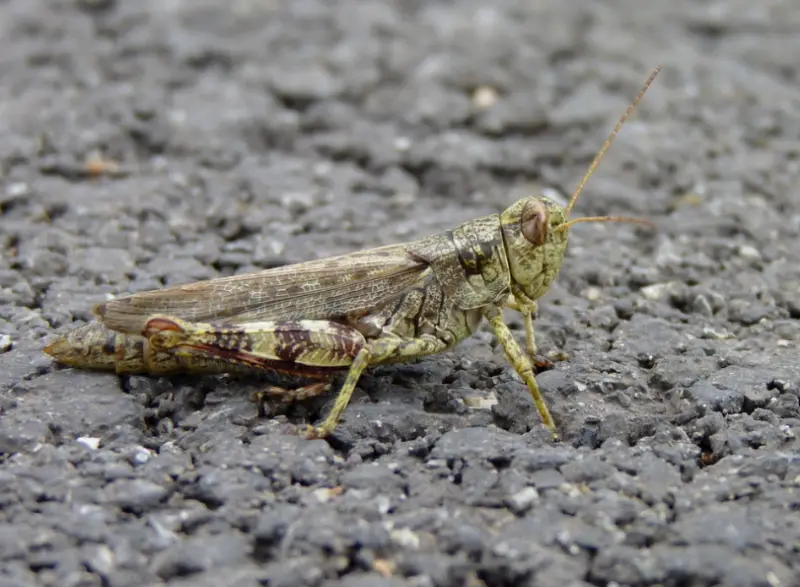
[96,243,431,334]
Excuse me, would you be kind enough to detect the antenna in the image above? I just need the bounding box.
[564,65,662,217]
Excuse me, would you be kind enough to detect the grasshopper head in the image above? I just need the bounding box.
[500,192,655,304]
[500,196,569,302]
[501,65,662,304]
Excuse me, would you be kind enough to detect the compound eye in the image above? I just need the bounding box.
[520,199,549,246]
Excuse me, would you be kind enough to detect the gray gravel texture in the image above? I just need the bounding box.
[1,1,800,586]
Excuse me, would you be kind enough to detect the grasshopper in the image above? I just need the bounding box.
[45,66,661,439]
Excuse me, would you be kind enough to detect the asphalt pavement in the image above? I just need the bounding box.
[1,1,799,586]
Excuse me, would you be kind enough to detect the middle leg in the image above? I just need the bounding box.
[306,333,451,439]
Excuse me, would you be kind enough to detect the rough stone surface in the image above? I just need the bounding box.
[2,1,800,586]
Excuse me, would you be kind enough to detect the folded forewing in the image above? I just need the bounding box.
[96,244,430,334]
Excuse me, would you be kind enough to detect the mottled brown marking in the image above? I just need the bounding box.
[190,344,345,378]
[450,232,501,278]
[211,327,252,352]
[273,322,310,363]
[331,321,364,358]
[272,321,364,363]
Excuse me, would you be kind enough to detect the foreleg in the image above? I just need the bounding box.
[505,295,539,360]
[485,306,557,438]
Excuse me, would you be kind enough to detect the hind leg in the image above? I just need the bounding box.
[252,381,333,417]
